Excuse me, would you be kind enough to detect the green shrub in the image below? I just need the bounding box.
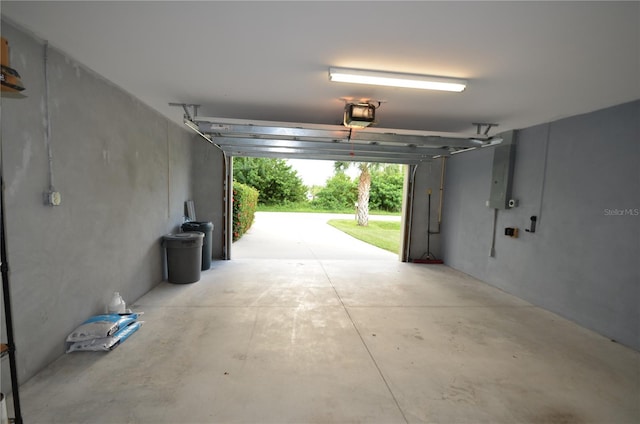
[232,182,259,241]
[370,167,404,212]
[233,157,307,205]
[311,172,357,210]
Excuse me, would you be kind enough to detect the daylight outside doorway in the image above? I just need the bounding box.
[232,212,400,260]
[230,157,407,260]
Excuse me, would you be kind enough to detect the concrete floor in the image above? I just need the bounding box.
[16,213,640,423]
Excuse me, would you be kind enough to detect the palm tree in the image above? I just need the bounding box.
[335,161,378,226]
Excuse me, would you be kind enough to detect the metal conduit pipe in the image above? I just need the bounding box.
[424,156,447,237]
[431,156,447,234]
[418,157,447,263]
[44,42,55,193]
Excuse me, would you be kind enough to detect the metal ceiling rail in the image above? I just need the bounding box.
[213,137,449,156]
[205,123,347,141]
[226,149,426,164]
[186,115,504,163]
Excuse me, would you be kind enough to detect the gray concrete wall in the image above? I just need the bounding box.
[0,21,222,386]
[407,159,445,261]
[191,139,225,260]
[442,101,640,350]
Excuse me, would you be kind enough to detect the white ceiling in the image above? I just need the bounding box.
[2,1,639,134]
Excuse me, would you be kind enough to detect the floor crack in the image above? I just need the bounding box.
[319,260,409,424]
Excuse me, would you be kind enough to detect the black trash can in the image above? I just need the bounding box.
[162,232,204,284]
[181,221,213,270]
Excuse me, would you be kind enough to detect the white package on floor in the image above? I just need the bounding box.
[66,313,141,342]
[66,321,143,353]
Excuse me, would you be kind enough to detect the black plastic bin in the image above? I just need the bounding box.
[181,221,213,270]
[162,232,204,284]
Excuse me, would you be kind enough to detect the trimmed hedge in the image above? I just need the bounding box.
[232,182,259,242]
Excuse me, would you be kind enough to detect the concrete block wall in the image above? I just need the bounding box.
[442,101,640,350]
[407,159,445,261]
[0,21,222,387]
[191,139,226,260]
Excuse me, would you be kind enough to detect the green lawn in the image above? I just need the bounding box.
[327,219,401,253]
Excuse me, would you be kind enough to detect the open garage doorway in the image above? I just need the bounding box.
[228,157,408,261]
[186,114,477,264]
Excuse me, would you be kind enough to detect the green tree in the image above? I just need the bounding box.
[334,161,381,226]
[233,157,307,205]
[370,165,404,212]
[308,185,323,201]
[312,172,357,210]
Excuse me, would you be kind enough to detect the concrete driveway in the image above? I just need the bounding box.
[232,212,400,260]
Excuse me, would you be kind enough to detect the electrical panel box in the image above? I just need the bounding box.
[487,130,517,209]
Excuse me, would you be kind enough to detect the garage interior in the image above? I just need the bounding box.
[1,2,638,423]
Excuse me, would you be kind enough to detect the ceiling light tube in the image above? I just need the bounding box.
[329,67,467,92]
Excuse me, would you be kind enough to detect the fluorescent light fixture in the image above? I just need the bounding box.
[329,67,466,92]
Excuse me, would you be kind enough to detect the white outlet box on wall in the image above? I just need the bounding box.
[46,191,61,206]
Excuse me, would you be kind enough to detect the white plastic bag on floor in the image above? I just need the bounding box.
[66,321,143,353]
[66,313,141,342]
